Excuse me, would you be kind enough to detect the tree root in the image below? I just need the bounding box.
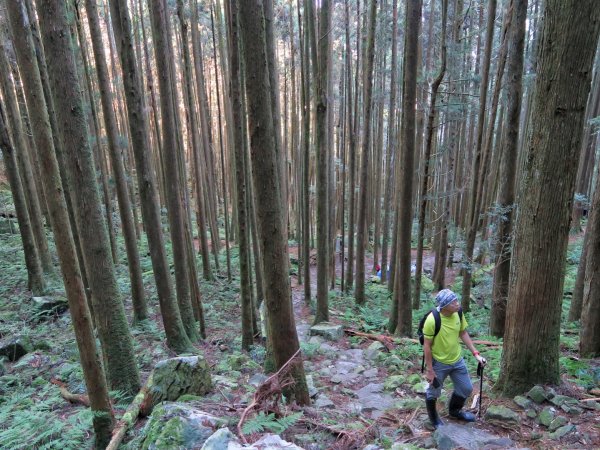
[237,349,301,444]
[50,378,90,407]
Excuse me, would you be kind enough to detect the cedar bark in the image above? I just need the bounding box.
[238,0,309,404]
[108,0,194,353]
[84,0,148,323]
[7,1,114,444]
[490,0,527,337]
[148,0,199,342]
[354,0,377,306]
[390,0,421,335]
[496,0,600,395]
[36,0,141,396]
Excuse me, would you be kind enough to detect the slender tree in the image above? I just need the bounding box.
[108,0,194,353]
[238,0,310,404]
[496,0,600,395]
[490,0,527,337]
[390,0,422,335]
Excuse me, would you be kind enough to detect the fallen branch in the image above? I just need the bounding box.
[50,378,90,407]
[105,372,154,450]
[237,349,301,444]
[580,397,600,402]
[343,329,394,350]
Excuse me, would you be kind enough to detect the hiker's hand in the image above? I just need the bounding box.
[426,367,435,383]
[475,354,486,366]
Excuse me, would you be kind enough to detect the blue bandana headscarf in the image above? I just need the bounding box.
[436,289,458,310]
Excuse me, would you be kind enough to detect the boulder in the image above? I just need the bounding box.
[549,394,579,409]
[527,385,547,404]
[364,341,385,361]
[548,424,576,440]
[141,403,225,449]
[548,415,568,432]
[201,428,239,449]
[538,406,556,427]
[30,296,68,318]
[434,423,514,450]
[147,356,212,411]
[309,322,344,341]
[513,395,533,409]
[0,335,32,361]
[484,405,520,426]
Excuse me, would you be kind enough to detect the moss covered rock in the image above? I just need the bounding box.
[140,403,225,449]
[0,335,32,361]
[148,356,212,409]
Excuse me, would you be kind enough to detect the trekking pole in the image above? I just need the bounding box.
[477,362,484,418]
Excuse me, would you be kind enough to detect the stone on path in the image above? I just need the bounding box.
[356,383,395,413]
[148,356,212,410]
[0,335,32,361]
[433,423,514,450]
[31,296,69,318]
[549,424,576,440]
[364,341,385,361]
[314,394,335,409]
[484,405,521,426]
[309,322,344,341]
[538,406,557,427]
[141,403,225,449]
[527,385,547,404]
[513,395,533,409]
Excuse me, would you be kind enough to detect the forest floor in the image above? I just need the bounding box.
[0,219,599,449]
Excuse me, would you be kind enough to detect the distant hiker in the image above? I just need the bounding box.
[423,289,486,429]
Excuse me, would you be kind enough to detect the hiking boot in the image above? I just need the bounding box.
[426,398,444,429]
[448,393,476,422]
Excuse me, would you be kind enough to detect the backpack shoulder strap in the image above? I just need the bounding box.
[431,308,441,337]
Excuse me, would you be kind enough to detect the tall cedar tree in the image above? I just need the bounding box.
[490,0,527,337]
[496,0,600,395]
[314,0,332,323]
[354,0,377,305]
[6,0,114,443]
[108,0,194,352]
[238,0,310,405]
[390,0,422,335]
[35,0,141,396]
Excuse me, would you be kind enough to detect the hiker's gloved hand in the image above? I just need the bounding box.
[475,354,486,366]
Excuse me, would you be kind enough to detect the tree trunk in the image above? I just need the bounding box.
[0,102,46,295]
[354,0,377,306]
[7,1,114,443]
[490,0,527,338]
[84,0,147,323]
[314,0,331,324]
[238,0,309,405]
[414,0,448,310]
[108,0,194,353]
[390,0,421,336]
[496,0,600,395]
[569,225,589,322]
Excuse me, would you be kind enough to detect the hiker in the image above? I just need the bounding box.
[423,289,486,429]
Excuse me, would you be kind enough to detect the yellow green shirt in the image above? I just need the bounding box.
[423,310,468,365]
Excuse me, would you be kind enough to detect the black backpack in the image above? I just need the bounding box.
[417,307,463,372]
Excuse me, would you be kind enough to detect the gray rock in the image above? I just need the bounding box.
[147,356,212,411]
[548,424,576,440]
[140,403,225,449]
[341,349,364,362]
[309,322,344,341]
[526,409,537,419]
[363,368,378,378]
[356,384,394,412]
[527,385,547,404]
[346,402,363,414]
[306,374,318,398]
[434,423,514,450]
[548,415,568,432]
[201,428,239,449]
[248,373,268,387]
[250,434,304,449]
[362,445,383,450]
[319,343,337,353]
[334,360,357,375]
[315,394,335,409]
[31,296,69,317]
[412,381,429,394]
[539,406,556,427]
[307,336,324,345]
[484,405,520,425]
[561,404,583,415]
[0,335,32,361]
[549,395,578,408]
[514,395,533,409]
[364,341,385,360]
[357,383,384,398]
[319,367,332,377]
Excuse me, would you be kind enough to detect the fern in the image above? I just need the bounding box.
[241,411,303,435]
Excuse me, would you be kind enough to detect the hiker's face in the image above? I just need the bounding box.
[443,299,460,313]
